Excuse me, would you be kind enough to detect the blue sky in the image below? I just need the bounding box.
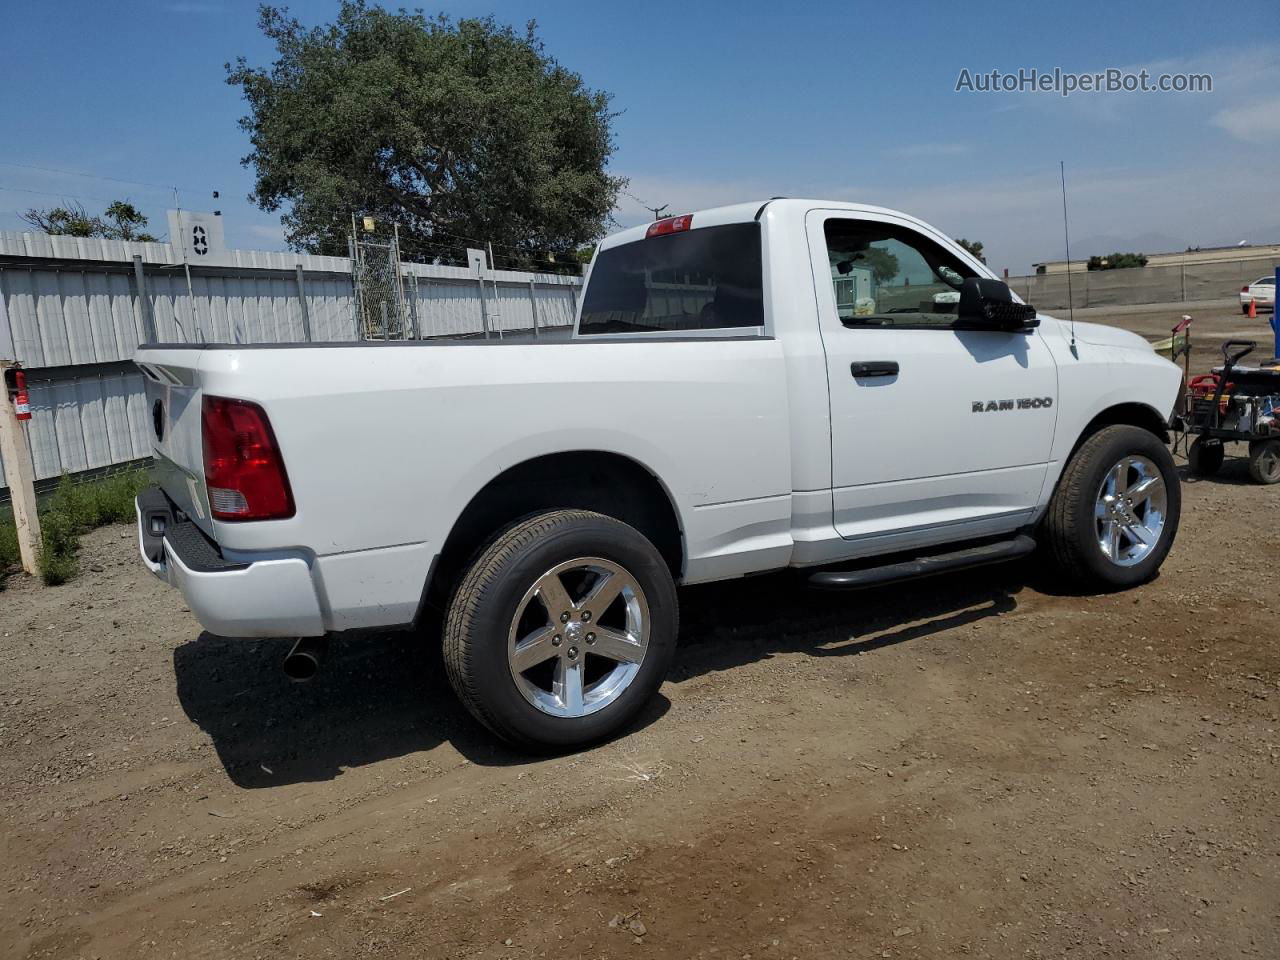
[2,0,1278,273]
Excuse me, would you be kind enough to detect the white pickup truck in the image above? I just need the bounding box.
[135,199,1183,748]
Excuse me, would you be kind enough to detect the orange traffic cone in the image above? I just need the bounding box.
[1248,297,1257,319]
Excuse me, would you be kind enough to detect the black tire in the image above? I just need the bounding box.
[1242,304,1251,315]
[443,509,678,750]
[1042,425,1181,589]
[1248,439,1280,484]
[1188,437,1224,476]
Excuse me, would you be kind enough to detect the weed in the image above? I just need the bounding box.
[24,468,151,586]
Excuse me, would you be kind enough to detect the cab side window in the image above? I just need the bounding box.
[824,219,976,328]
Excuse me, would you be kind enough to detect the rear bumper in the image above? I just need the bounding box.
[135,491,325,637]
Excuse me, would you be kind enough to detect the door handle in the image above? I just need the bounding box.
[850,361,899,378]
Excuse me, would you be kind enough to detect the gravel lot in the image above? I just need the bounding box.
[2,303,1278,959]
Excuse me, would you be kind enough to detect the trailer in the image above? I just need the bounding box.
[1184,339,1280,484]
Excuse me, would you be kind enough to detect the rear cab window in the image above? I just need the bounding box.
[578,222,764,335]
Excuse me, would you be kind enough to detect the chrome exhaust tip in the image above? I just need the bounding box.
[283,636,327,683]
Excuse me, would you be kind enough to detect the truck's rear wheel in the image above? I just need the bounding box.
[443,509,678,750]
[1042,425,1181,589]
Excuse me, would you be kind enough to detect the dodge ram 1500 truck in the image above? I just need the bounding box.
[135,199,1183,749]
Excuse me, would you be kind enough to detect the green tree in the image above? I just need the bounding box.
[21,201,157,241]
[1087,252,1148,271]
[102,201,158,241]
[227,3,625,261]
[862,247,900,284]
[954,237,985,263]
[20,202,99,237]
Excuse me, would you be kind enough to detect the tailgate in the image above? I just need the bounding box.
[136,349,215,537]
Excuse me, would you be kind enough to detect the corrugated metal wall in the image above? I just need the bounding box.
[0,232,582,491]
[14,370,153,481]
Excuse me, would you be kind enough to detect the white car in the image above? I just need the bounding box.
[135,199,1183,749]
[1241,274,1276,313]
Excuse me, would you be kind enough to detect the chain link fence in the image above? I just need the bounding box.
[1007,257,1280,311]
[351,233,411,339]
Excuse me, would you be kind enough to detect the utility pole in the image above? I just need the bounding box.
[646,204,669,221]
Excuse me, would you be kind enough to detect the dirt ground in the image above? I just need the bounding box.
[2,303,1278,960]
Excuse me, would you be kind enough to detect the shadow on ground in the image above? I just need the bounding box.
[672,566,1022,682]
[174,565,1029,789]
[173,629,672,787]
[1177,459,1265,487]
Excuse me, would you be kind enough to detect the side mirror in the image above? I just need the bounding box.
[958,278,1038,331]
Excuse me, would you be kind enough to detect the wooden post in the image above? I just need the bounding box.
[0,360,41,574]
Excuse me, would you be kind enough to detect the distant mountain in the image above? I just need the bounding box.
[1004,225,1280,277]
[1038,228,1280,266]
[1203,228,1280,249]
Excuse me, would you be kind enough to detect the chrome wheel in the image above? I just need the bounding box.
[1095,455,1168,567]
[507,557,649,718]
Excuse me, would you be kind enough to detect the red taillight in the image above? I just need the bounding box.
[1242,285,1250,293]
[201,395,294,521]
[646,214,693,239]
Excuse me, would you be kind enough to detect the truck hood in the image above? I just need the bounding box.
[1037,314,1155,352]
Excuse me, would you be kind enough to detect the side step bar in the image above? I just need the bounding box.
[808,535,1036,591]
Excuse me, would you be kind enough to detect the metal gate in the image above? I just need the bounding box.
[349,226,410,339]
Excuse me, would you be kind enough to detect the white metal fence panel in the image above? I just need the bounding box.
[534,282,578,330]
[0,230,352,273]
[1,262,580,363]
[493,282,535,334]
[0,371,151,486]
[308,275,359,341]
[0,267,146,366]
[412,279,486,337]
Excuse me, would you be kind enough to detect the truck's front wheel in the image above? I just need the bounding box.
[1042,425,1181,589]
[443,509,678,750]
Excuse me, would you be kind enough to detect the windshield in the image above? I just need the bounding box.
[578,223,764,335]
